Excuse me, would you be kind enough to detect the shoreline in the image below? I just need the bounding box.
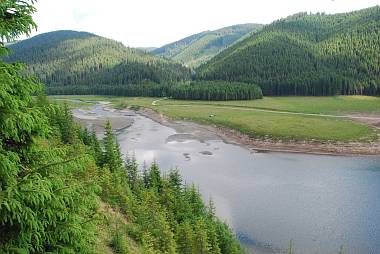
[135,107,380,156]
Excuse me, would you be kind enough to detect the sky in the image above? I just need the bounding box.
[30,0,380,47]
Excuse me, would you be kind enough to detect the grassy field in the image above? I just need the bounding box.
[160,105,377,142]
[138,96,380,114]
[52,95,380,142]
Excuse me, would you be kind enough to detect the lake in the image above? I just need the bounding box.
[74,104,380,254]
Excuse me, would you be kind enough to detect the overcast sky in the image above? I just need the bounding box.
[30,0,379,47]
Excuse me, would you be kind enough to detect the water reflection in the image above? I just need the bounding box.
[117,115,380,254]
[76,105,380,254]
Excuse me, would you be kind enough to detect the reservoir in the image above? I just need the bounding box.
[74,104,380,254]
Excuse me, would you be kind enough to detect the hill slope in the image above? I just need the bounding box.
[5,30,191,88]
[153,24,263,68]
[197,7,380,96]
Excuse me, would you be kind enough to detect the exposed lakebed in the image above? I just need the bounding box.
[73,104,380,254]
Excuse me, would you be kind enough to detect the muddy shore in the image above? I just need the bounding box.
[136,108,380,156]
[73,104,135,136]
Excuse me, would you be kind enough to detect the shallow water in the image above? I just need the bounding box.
[77,105,380,254]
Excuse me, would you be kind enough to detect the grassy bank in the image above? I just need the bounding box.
[51,95,380,142]
[156,105,376,142]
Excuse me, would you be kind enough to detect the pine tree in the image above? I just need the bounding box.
[169,169,183,193]
[208,197,216,219]
[125,153,140,192]
[59,102,75,144]
[90,128,103,166]
[193,217,211,254]
[176,220,195,254]
[208,222,222,254]
[0,3,99,252]
[148,161,162,191]
[142,162,150,188]
[102,120,123,172]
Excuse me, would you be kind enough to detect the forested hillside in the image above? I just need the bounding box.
[5,30,191,87]
[0,1,244,253]
[153,24,263,68]
[197,6,380,96]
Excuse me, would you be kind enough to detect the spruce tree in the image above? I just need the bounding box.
[59,102,75,144]
[0,2,99,252]
[175,220,195,254]
[125,153,140,192]
[102,120,122,172]
[90,128,103,165]
[193,217,211,253]
[148,161,162,191]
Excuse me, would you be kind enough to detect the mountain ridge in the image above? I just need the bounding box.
[196,6,380,96]
[152,23,263,68]
[5,30,191,87]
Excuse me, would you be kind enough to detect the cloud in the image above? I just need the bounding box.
[72,10,91,24]
[29,0,379,47]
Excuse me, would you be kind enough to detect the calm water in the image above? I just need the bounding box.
[79,105,380,254]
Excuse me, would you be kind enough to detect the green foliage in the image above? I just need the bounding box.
[170,81,263,100]
[0,5,100,252]
[110,223,129,254]
[0,2,244,253]
[0,60,48,151]
[102,121,123,172]
[0,0,36,43]
[57,103,76,144]
[153,24,263,68]
[175,220,195,254]
[5,30,191,86]
[47,82,171,98]
[197,6,380,96]
[47,81,263,101]
[125,154,140,193]
[0,63,100,253]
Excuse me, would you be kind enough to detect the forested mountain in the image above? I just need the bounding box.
[5,30,191,87]
[153,24,263,68]
[1,2,244,253]
[197,6,380,96]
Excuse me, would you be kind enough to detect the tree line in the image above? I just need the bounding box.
[47,81,263,101]
[169,81,263,100]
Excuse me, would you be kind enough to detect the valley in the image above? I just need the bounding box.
[70,100,380,254]
[54,95,380,155]
[2,1,380,254]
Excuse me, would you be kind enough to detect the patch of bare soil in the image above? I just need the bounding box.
[347,113,380,128]
[74,116,134,135]
[73,105,135,136]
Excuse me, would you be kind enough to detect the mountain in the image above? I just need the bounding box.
[5,30,191,89]
[152,24,263,68]
[197,6,380,96]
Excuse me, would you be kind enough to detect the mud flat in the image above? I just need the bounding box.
[72,104,135,136]
[138,108,380,156]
